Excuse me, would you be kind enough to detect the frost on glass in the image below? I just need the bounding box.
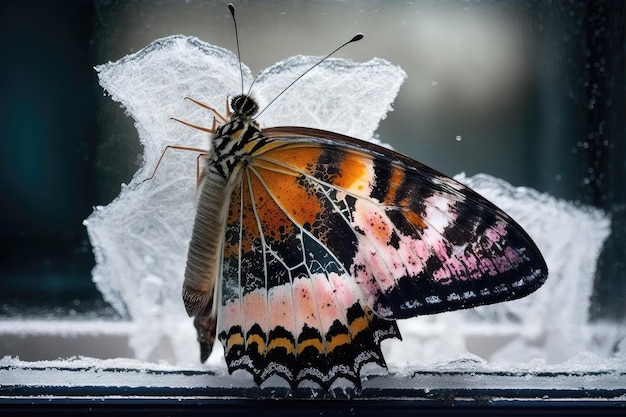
[84,35,621,376]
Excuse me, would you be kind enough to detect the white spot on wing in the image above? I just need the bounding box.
[447,293,461,302]
[425,295,441,304]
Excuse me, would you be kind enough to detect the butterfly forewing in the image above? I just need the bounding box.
[259,127,547,319]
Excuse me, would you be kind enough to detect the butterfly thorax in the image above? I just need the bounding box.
[209,94,265,179]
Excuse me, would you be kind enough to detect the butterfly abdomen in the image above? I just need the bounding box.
[183,164,239,317]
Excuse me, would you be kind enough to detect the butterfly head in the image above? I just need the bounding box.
[230,94,259,118]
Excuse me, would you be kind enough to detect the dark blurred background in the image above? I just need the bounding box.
[0,0,624,321]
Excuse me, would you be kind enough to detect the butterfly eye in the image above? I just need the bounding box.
[230,94,259,117]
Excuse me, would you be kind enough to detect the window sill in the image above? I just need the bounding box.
[2,356,625,416]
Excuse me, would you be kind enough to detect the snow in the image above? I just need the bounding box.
[2,353,624,394]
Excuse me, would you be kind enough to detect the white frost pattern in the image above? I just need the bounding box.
[83,35,406,365]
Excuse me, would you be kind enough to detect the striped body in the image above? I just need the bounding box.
[182,95,548,389]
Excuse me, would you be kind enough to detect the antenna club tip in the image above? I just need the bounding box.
[351,33,364,42]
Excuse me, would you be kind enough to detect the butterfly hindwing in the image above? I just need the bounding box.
[217,142,399,387]
[213,125,547,388]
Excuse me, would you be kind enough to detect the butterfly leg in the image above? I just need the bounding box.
[142,145,209,183]
[195,152,211,186]
[171,116,218,134]
[184,97,229,124]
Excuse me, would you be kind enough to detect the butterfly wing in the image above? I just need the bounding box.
[215,127,548,388]
[260,127,548,318]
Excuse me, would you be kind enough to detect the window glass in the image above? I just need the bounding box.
[0,0,623,382]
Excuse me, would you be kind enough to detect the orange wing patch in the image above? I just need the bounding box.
[381,165,405,205]
[251,163,323,231]
[332,151,371,193]
[259,144,323,173]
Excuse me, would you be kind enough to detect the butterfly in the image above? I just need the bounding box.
[150,7,549,390]
[171,99,549,389]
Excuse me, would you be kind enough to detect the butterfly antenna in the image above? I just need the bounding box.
[254,33,364,120]
[228,3,245,95]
